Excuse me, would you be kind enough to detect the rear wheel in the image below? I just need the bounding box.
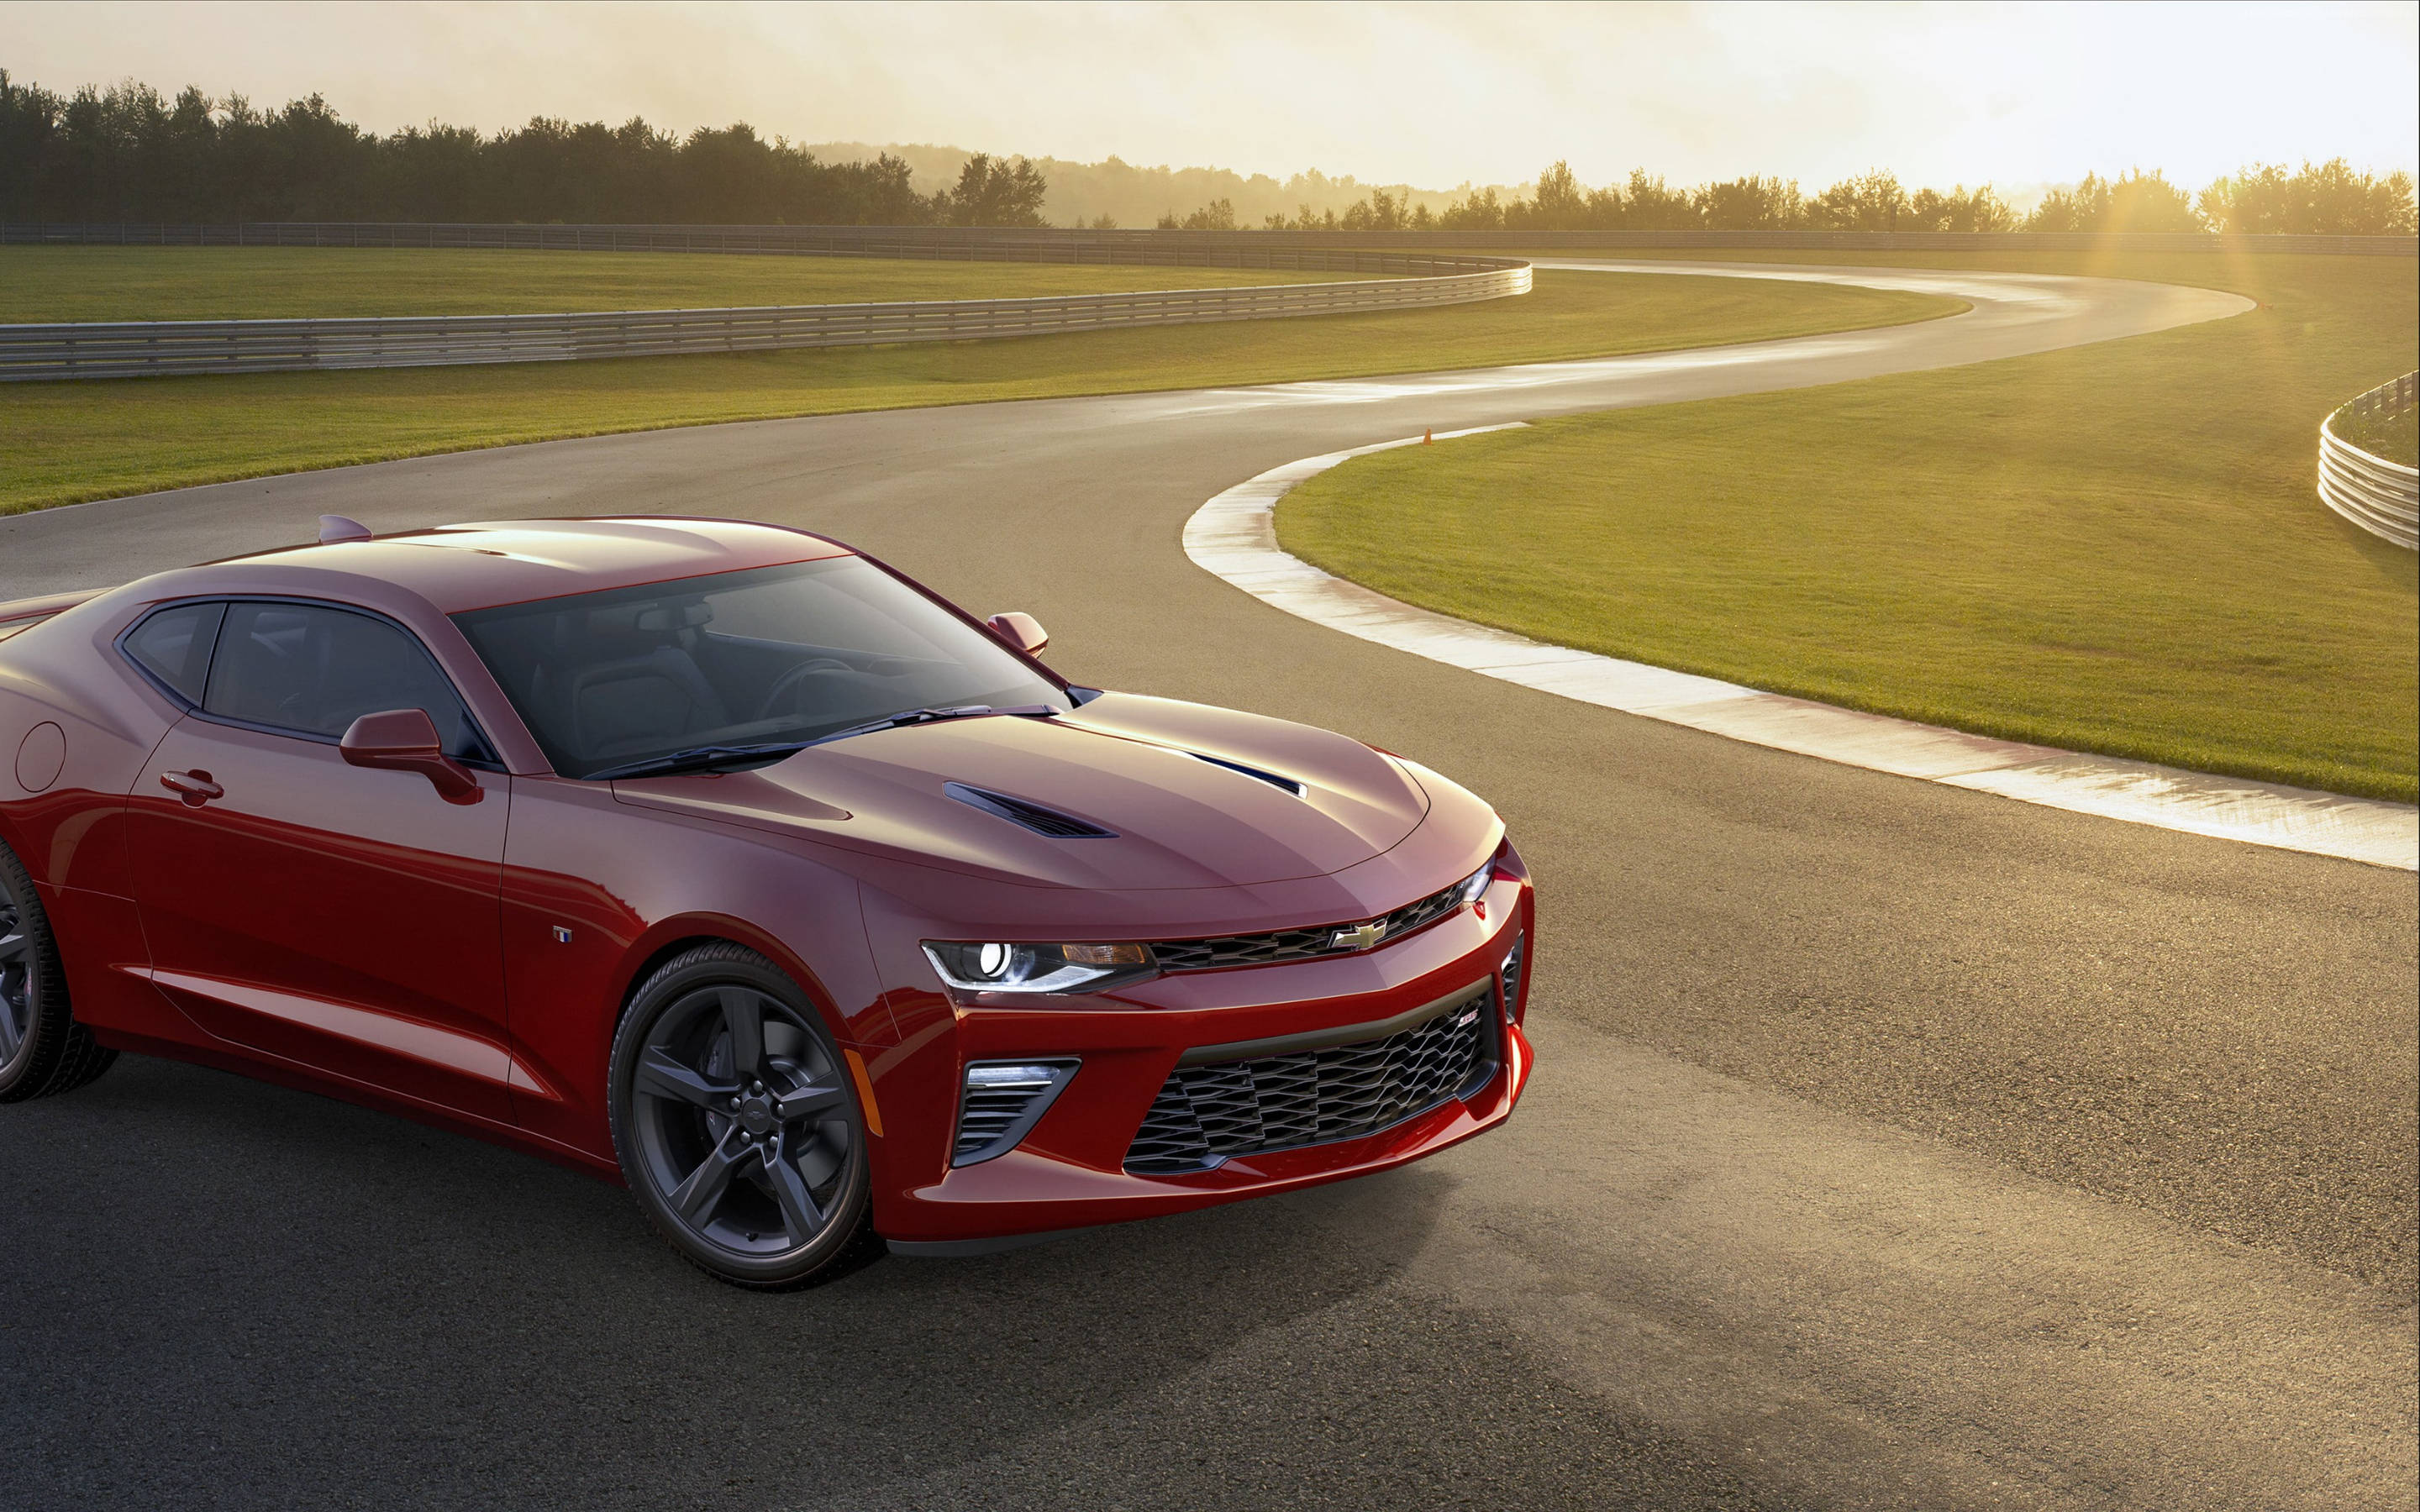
[0,838,117,1103]
[608,943,877,1289]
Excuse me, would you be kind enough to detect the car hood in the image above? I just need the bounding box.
[612,691,1432,890]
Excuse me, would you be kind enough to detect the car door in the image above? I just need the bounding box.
[123,598,517,1122]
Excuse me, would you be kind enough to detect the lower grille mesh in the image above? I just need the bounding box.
[1124,990,1494,1174]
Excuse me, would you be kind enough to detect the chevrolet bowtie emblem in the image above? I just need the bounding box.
[1330,921,1386,952]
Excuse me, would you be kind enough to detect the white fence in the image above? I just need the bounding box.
[2317,372,2418,549]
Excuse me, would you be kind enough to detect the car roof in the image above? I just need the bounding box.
[202,517,855,614]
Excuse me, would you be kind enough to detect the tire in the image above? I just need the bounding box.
[608,942,879,1290]
[0,837,118,1103]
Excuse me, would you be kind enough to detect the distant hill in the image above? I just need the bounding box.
[805,142,1516,229]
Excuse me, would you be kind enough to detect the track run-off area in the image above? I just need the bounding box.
[2,261,2412,1511]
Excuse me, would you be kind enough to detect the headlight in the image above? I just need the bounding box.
[922,940,1157,995]
[1455,859,1491,908]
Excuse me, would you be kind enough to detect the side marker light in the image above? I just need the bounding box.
[844,1049,885,1138]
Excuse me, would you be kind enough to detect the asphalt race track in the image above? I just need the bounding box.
[3,263,2412,1511]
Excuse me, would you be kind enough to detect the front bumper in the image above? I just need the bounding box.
[864,868,1535,1245]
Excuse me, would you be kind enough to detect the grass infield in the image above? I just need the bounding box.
[0,245,1362,323]
[1280,252,2418,802]
[0,268,1954,515]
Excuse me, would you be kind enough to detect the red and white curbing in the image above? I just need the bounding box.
[1183,427,2419,871]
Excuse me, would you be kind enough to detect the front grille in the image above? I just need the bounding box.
[1151,926,1339,972]
[1124,990,1494,1173]
[1151,871,1472,973]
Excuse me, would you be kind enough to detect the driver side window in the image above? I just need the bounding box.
[203,601,485,759]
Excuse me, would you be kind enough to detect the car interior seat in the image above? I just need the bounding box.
[555,602,733,759]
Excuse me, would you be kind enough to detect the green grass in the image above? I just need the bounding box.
[0,268,1955,515]
[0,246,1360,323]
[1281,252,2418,801]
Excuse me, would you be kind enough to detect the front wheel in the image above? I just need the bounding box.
[0,837,117,1103]
[608,942,877,1289]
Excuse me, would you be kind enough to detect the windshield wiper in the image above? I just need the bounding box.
[591,705,1057,779]
[587,741,813,781]
[808,703,1055,748]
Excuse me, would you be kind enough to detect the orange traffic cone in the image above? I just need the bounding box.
[1423,428,1433,444]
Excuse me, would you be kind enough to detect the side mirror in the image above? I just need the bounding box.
[340,708,481,805]
[987,612,1049,655]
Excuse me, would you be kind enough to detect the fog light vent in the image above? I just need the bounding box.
[1501,933,1527,1023]
[952,1060,1080,1167]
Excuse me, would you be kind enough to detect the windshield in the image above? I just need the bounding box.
[452,557,1066,779]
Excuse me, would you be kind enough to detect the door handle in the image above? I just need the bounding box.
[160,769,224,806]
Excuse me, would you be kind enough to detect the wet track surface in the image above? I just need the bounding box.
[2,264,2413,1510]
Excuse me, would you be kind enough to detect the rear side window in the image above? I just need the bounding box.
[122,601,227,704]
[203,601,484,759]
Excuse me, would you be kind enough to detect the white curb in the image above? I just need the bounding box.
[1183,428,2420,872]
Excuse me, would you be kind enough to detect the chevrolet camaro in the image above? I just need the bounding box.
[0,516,1533,1288]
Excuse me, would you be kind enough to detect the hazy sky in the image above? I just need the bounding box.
[5,1,2414,190]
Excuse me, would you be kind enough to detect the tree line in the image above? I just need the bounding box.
[0,71,1049,226]
[4,69,2409,238]
[804,141,1448,234]
[1238,160,2415,235]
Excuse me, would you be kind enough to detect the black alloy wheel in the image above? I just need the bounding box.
[608,942,876,1289]
[0,838,116,1102]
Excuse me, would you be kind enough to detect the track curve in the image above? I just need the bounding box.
[3,262,2412,1512]
[0,260,2244,597]
[1182,426,2417,869]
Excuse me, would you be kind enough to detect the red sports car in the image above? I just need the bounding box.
[0,517,1533,1288]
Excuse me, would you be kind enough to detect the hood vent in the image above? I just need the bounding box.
[944,781,1118,839]
[1188,752,1307,798]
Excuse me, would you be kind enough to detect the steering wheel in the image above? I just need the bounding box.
[755,659,854,722]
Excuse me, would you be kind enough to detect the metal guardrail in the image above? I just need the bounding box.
[5,222,2414,256]
[2317,372,2418,549]
[0,273,1533,381]
[0,230,1528,381]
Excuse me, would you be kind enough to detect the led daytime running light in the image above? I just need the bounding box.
[923,940,1156,995]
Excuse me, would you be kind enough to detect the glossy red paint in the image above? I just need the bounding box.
[339,708,483,803]
[123,717,517,1121]
[0,517,1532,1247]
